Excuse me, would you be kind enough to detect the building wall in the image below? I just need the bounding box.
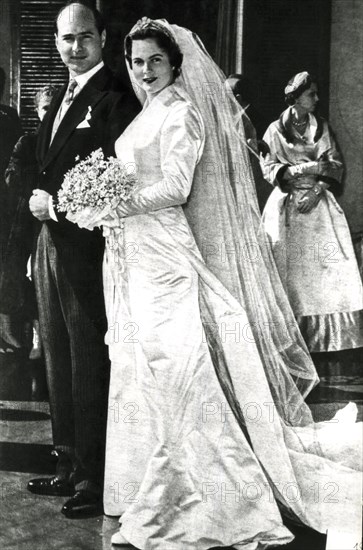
[330,0,363,235]
[242,0,332,128]
[0,0,13,105]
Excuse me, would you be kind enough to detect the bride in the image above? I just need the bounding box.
[69,18,361,550]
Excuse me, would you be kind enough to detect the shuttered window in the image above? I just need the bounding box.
[20,0,67,133]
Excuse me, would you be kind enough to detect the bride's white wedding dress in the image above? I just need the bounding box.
[103,85,292,548]
[101,82,361,550]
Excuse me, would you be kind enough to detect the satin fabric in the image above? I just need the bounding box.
[103,85,293,548]
[261,108,363,351]
[102,86,362,548]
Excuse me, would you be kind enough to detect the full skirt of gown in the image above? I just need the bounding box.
[103,206,362,549]
[262,186,363,352]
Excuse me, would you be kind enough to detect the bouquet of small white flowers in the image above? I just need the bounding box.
[57,148,136,230]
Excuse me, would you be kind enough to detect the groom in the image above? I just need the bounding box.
[27,1,139,517]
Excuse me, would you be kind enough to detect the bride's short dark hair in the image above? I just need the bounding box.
[125,25,183,78]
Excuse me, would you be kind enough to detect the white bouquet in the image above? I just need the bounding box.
[57,148,136,230]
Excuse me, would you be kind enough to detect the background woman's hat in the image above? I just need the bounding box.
[285,71,310,95]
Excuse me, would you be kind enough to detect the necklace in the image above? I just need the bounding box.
[292,117,308,127]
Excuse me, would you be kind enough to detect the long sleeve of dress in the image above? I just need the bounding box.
[117,102,205,217]
[260,124,288,187]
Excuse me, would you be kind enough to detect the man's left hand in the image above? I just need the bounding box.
[29,189,51,221]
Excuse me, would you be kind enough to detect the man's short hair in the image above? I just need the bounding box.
[54,1,105,35]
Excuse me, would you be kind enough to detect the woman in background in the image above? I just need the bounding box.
[261,71,363,353]
[0,67,22,353]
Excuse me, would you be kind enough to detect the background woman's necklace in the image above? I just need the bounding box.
[292,116,308,127]
[292,115,308,136]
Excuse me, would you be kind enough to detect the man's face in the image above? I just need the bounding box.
[55,4,105,76]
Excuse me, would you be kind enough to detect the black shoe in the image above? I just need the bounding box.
[27,476,75,497]
[61,490,103,519]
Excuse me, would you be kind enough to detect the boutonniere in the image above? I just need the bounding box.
[85,106,92,122]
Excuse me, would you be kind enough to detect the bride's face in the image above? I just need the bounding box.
[131,38,174,97]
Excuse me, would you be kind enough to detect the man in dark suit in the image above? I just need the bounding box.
[0,68,23,206]
[27,1,139,517]
[0,67,23,353]
[0,68,23,248]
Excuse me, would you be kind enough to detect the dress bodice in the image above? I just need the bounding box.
[114,84,204,208]
[262,108,343,189]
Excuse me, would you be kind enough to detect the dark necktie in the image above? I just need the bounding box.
[64,79,78,105]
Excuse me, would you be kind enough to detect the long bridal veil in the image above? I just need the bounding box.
[125,19,362,536]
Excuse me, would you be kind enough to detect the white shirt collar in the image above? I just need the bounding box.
[71,60,104,90]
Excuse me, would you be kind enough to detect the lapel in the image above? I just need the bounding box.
[36,86,65,166]
[38,67,112,170]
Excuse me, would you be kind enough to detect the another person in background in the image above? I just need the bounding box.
[0,67,23,195]
[0,67,22,353]
[226,74,271,212]
[0,85,58,358]
[261,71,363,353]
[226,73,269,143]
[6,86,57,210]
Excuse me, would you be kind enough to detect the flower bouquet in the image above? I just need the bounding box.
[57,148,136,230]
